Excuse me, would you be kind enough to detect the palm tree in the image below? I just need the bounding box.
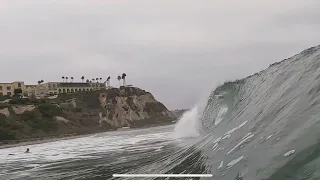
[96,78,99,83]
[40,80,44,84]
[92,78,95,83]
[100,78,102,83]
[37,80,41,85]
[107,76,111,87]
[81,76,85,82]
[86,79,89,83]
[71,77,74,82]
[121,73,127,86]
[62,76,65,82]
[65,77,68,82]
[117,75,121,87]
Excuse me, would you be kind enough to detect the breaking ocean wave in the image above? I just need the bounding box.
[2,45,320,179]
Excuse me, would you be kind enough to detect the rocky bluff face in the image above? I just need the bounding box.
[53,87,177,129]
[0,87,177,142]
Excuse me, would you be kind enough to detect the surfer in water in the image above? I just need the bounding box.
[8,148,30,155]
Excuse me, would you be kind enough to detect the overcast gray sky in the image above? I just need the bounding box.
[0,0,320,109]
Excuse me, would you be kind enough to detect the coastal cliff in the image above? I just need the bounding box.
[0,87,176,143]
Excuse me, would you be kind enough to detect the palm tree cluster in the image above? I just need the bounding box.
[37,80,44,84]
[117,73,127,87]
[60,73,127,87]
[62,76,104,83]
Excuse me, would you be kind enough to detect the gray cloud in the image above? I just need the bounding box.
[0,0,320,109]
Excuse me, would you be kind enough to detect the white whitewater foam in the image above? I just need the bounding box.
[215,105,228,125]
[284,150,296,157]
[218,161,224,169]
[242,132,253,140]
[212,143,219,151]
[222,134,231,139]
[227,156,244,168]
[214,137,222,144]
[173,90,214,139]
[227,133,254,155]
[0,127,173,163]
[173,107,200,139]
[266,135,273,140]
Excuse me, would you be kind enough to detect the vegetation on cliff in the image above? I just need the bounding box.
[0,87,176,143]
[0,102,61,141]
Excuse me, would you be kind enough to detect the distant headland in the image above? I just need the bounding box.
[0,74,177,147]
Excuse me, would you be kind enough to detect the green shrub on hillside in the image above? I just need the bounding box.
[0,127,16,140]
[0,103,10,110]
[9,97,31,105]
[0,95,10,101]
[27,116,58,132]
[14,89,22,95]
[0,114,21,140]
[21,110,58,132]
[38,103,62,117]
[20,110,38,121]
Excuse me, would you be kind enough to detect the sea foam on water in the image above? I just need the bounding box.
[173,107,200,139]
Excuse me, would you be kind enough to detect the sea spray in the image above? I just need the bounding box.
[172,87,219,139]
[173,107,200,138]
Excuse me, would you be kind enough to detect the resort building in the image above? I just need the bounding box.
[0,81,25,96]
[44,82,106,95]
[0,81,108,97]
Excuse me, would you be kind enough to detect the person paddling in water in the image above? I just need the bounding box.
[8,148,30,155]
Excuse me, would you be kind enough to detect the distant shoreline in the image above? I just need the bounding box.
[0,122,176,149]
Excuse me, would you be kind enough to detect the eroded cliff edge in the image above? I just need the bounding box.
[0,87,176,142]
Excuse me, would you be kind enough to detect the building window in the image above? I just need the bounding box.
[67,89,70,93]
[54,92,57,95]
[7,86,11,90]
[59,89,62,93]
[71,89,74,92]
[18,83,21,88]
[63,89,66,93]
[0,86,2,90]
[75,89,78,92]
[0,92,3,96]
[7,92,11,96]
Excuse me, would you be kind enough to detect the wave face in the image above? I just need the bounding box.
[172,45,320,179]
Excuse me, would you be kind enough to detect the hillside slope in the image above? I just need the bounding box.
[0,87,176,143]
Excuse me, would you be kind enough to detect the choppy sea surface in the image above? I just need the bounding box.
[0,125,182,180]
[2,45,320,180]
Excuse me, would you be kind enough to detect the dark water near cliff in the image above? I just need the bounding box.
[2,45,320,180]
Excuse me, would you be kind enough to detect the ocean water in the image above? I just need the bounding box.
[2,45,320,180]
